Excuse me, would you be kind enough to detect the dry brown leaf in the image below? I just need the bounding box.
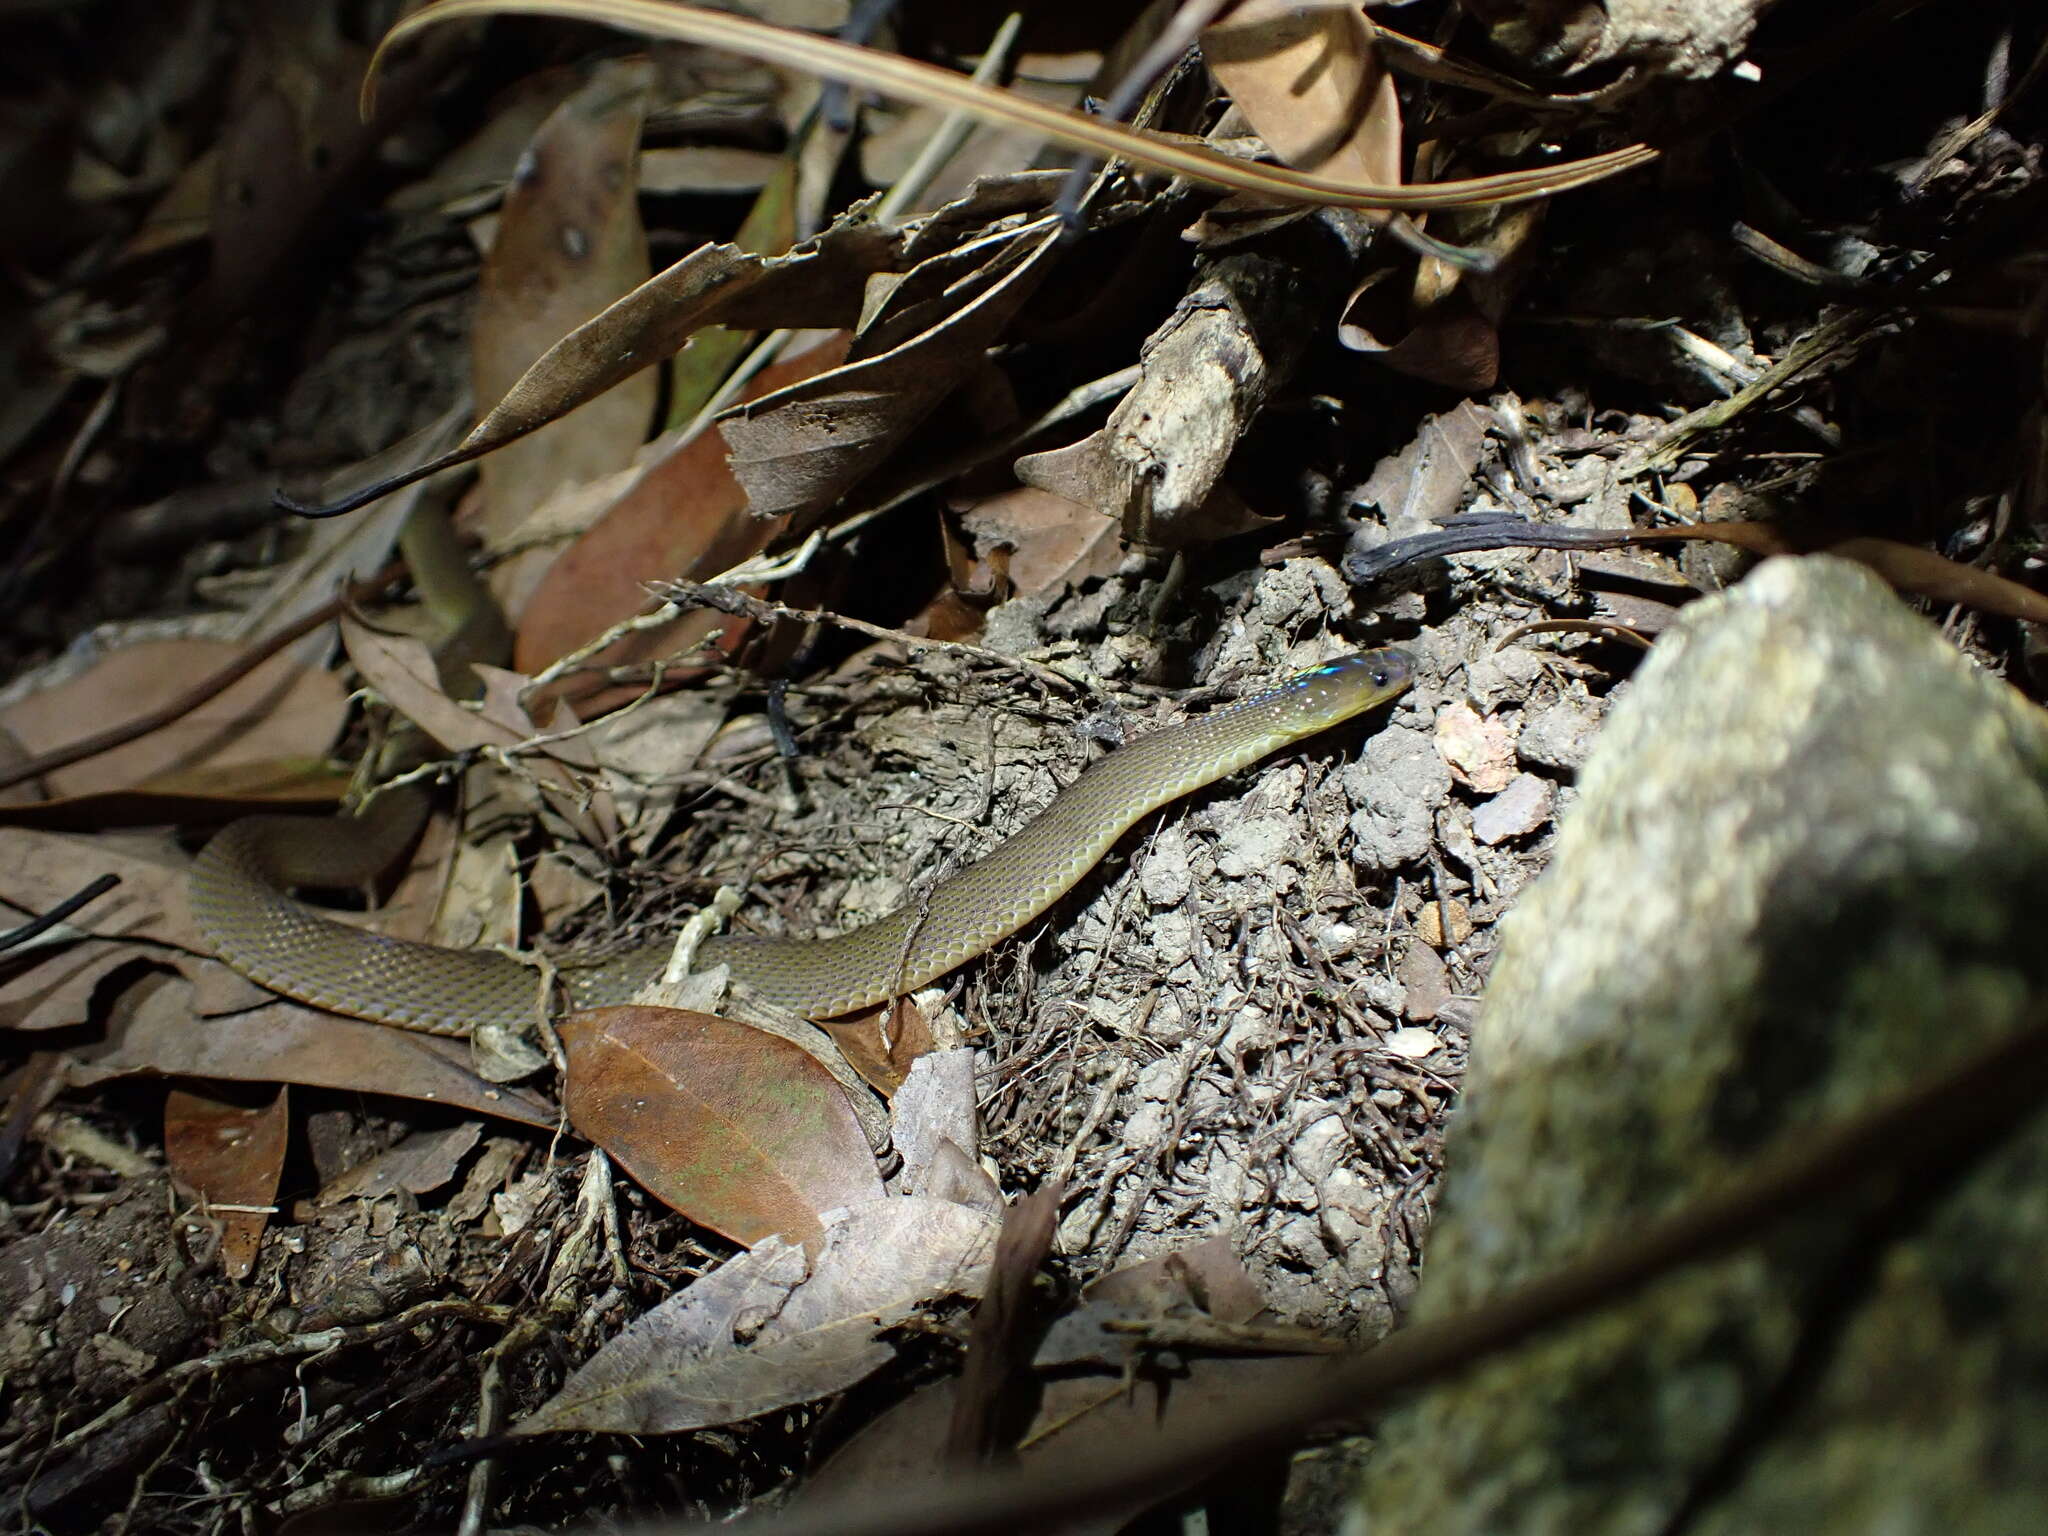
[1350,399,1494,535]
[720,219,1064,527]
[0,761,353,835]
[818,997,935,1097]
[299,208,898,521]
[1338,197,1546,389]
[512,1195,997,1436]
[471,57,657,555]
[0,824,200,956]
[558,1005,884,1249]
[954,485,1122,603]
[1202,0,1402,202]
[338,617,494,750]
[1340,276,1505,388]
[338,617,610,847]
[514,331,854,710]
[163,1083,289,1279]
[1,945,167,1034]
[0,639,348,800]
[69,976,558,1130]
[314,1122,483,1205]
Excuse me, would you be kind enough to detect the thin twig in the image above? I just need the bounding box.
[0,1298,516,1483]
[0,874,121,952]
[657,579,1089,696]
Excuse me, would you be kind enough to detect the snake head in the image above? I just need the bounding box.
[1285,647,1417,727]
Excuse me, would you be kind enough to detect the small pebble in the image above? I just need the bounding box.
[1435,701,1517,793]
[1472,772,1555,845]
[1382,1027,1440,1060]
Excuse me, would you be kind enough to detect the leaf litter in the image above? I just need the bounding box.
[3,1,2042,1529]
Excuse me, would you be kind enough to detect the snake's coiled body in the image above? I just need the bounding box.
[190,649,1413,1033]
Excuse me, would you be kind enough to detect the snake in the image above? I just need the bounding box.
[189,648,1414,1033]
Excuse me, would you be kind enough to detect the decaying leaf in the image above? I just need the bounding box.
[513,1194,998,1435]
[558,1005,884,1248]
[163,1082,289,1279]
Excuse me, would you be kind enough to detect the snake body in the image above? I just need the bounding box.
[190,649,1414,1032]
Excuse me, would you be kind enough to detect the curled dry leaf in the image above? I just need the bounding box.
[819,996,936,1098]
[558,1005,884,1249]
[512,1194,998,1436]
[1200,0,1403,207]
[297,206,899,519]
[719,218,1065,528]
